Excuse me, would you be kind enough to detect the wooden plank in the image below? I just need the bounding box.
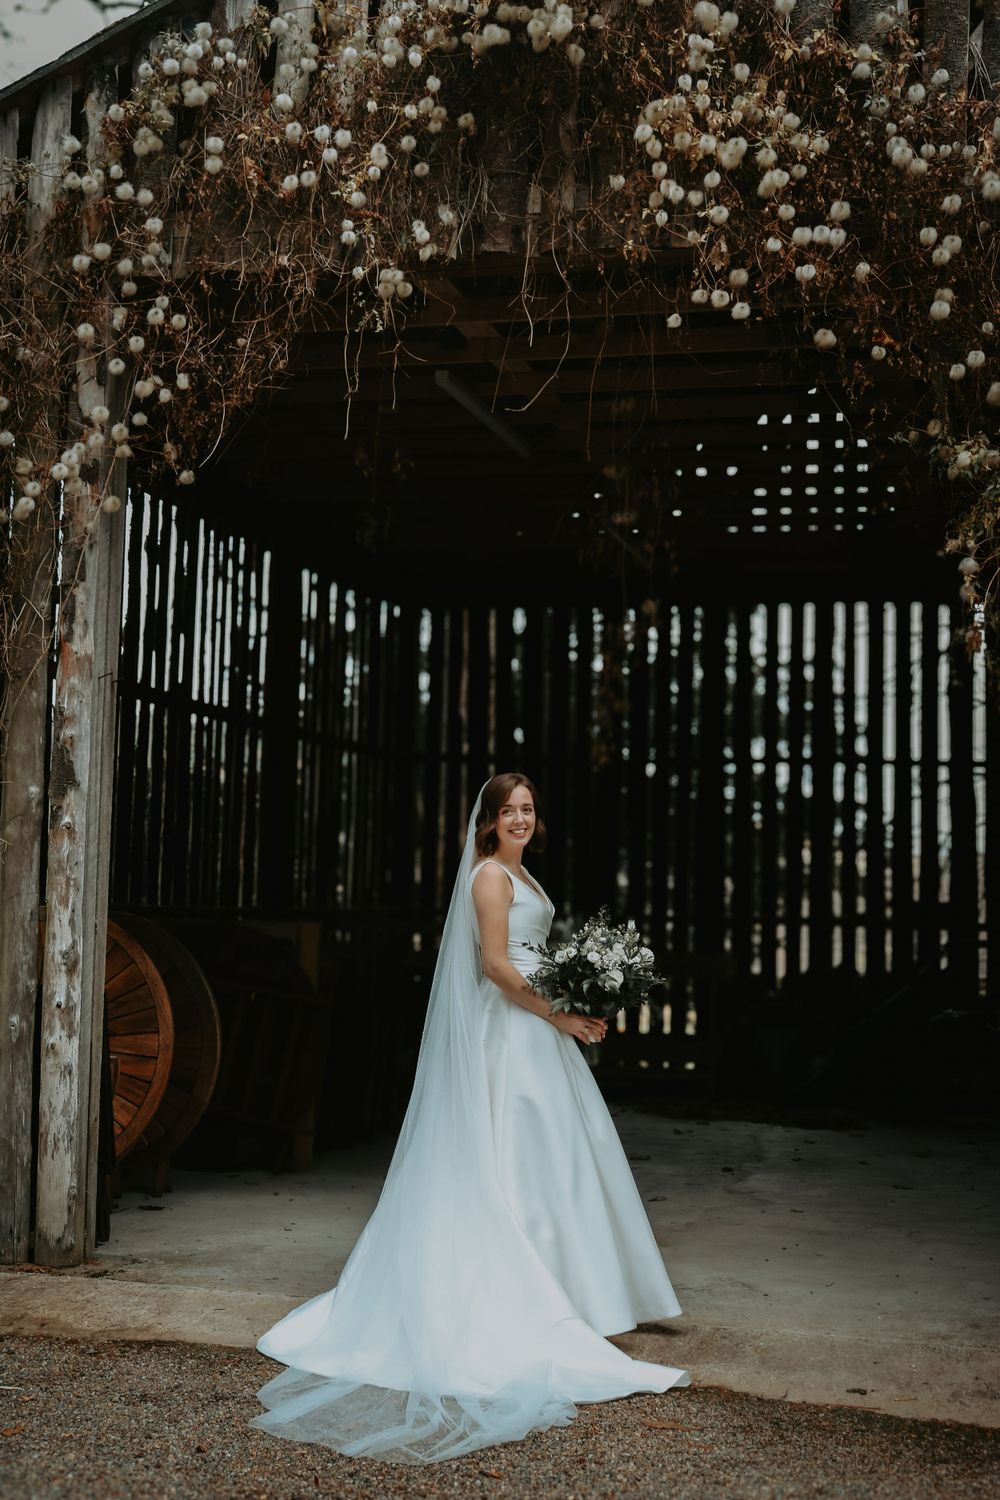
[867,601,888,979]
[946,612,978,988]
[0,107,18,202]
[841,602,858,974]
[761,605,781,984]
[37,55,128,1254]
[917,603,940,966]
[784,604,806,981]
[809,604,835,973]
[0,77,70,1267]
[890,603,915,974]
[923,0,970,90]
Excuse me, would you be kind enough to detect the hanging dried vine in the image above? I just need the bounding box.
[1,0,999,696]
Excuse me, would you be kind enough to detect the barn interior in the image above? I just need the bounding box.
[87,252,994,1203]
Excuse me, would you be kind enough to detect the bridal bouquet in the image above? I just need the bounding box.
[522,908,665,1019]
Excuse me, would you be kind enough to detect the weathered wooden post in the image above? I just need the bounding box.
[924,0,970,89]
[0,79,69,1266]
[981,0,1000,85]
[34,66,128,1266]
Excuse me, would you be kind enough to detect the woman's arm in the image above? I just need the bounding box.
[471,865,607,1041]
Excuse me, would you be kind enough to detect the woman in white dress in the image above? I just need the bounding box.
[251,773,690,1464]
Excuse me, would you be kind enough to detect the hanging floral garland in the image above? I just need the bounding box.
[0,0,998,675]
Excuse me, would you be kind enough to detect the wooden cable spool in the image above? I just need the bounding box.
[37,914,174,1159]
[37,912,221,1163]
[109,912,221,1165]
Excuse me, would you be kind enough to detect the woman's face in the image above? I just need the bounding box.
[494,784,536,860]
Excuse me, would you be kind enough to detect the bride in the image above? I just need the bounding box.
[251,773,691,1464]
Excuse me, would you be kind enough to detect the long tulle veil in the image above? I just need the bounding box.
[252,779,689,1463]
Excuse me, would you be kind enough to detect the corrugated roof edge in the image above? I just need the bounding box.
[0,0,202,116]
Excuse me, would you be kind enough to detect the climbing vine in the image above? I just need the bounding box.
[1,0,999,679]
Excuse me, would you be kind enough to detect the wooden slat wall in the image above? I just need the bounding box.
[108,502,991,1075]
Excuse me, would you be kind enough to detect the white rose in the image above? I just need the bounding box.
[587,950,600,964]
[640,947,654,963]
[607,969,624,987]
[555,950,567,964]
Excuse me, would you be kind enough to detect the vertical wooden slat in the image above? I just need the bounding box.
[692,606,726,1053]
[891,603,914,974]
[785,604,806,981]
[923,0,970,91]
[810,603,835,973]
[981,0,1000,86]
[867,601,887,979]
[546,604,572,907]
[841,602,858,974]
[0,80,69,1266]
[35,67,129,1265]
[760,605,780,985]
[420,605,445,911]
[917,604,939,965]
[946,612,977,987]
[259,550,301,913]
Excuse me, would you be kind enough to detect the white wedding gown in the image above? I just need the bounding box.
[252,850,690,1463]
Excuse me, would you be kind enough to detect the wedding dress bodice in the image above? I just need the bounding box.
[469,858,555,976]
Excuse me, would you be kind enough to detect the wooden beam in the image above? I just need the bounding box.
[279,363,910,402]
[35,67,126,1267]
[923,0,970,91]
[0,75,71,1268]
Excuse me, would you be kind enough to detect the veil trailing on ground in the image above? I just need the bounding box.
[252,779,688,1464]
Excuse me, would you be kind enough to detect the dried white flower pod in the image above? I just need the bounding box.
[136,187,154,207]
[62,133,82,155]
[282,174,300,192]
[854,261,871,282]
[919,226,938,246]
[795,263,817,282]
[414,161,430,177]
[90,404,110,424]
[107,357,126,377]
[111,423,129,442]
[870,345,887,361]
[814,327,836,350]
[158,388,172,403]
[50,462,70,480]
[941,194,962,215]
[691,287,709,304]
[765,235,783,252]
[134,378,155,399]
[966,350,986,368]
[731,301,750,320]
[335,129,352,149]
[101,494,123,513]
[25,480,41,497]
[176,373,190,391]
[72,253,92,273]
[12,496,35,520]
[121,280,138,298]
[0,430,14,447]
[667,313,683,328]
[349,190,367,208]
[14,456,32,475]
[929,299,951,320]
[147,307,166,326]
[300,169,317,188]
[131,412,148,427]
[949,363,966,380]
[457,113,476,131]
[710,289,730,308]
[76,323,96,343]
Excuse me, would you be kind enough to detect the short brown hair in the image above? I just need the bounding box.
[474,773,547,857]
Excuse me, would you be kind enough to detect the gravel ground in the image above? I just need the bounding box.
[0,1336,996,1500]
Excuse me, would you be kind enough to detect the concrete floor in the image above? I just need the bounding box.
[3,1109,998,1429]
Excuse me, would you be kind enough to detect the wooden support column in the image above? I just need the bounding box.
[849,0,896,43]
[980,0,1000,86]
[923,0,970,89]
[792,0,834,37]
[35,68,127,1266]
[0,81,68,1267]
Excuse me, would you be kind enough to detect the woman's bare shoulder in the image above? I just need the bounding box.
[469,859,514,902]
